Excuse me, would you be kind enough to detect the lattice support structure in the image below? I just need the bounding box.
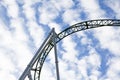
[19,19,120,80]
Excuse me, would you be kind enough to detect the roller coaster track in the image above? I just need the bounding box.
[19,19,120,80]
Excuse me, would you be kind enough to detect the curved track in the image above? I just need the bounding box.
[19,19,120,80]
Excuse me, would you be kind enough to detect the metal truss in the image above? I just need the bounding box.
[19,19,120,80]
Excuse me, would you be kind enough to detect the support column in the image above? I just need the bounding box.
[53,28,60,80]
[28,71,32,80]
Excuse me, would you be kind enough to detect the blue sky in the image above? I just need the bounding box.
[0,0,120,80]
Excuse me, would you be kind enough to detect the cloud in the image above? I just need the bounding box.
[107,57,120,77]
[48,22,61,33]
[22,0,45,48]
[77,48,101,79]
[79,0,106,19]
[105,0,120,18]
[61,36,78,62]
[40,61,56,80]
[39,0,75,25]
[0,0,120,80]
[93,27,120,56]
[100,57,120,80]
[26,20,45,48]
[76,0,120,80]
[0,1,34,79]
[62,9,81,25]
[39,1,59,25]
[0,18,30,80]
[0,50,16,80]
[51,0,74,11]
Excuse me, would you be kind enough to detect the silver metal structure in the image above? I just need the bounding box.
[19,19,120,80]
[53,28,60,80]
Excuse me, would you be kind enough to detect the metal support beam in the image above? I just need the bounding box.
[19,29,54,80]
[19,19,120,80]
[28,71,32,80]
[53,28,60,80]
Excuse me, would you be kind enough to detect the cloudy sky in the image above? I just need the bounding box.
[0,0,120,80]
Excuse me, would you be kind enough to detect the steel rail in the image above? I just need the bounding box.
[19,19,120,80]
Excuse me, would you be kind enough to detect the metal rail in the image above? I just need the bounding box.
[19,19,120,80]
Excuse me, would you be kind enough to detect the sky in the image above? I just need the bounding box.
[0,0,120,80]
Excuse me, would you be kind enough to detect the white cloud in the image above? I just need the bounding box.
[105,0,120,18]
[77,47,101,79]
[0,0,120,80]
[2,0,19,18]
[58,58,80,80]
[62,9,81,25]
[41,62,56,80]
[57,0,74,10]
[0,71,17,80]
[76,31,92,45]
[87,53,101,69]
[80,34,92,45]
[79,0,120,79]
[26,20,45,48]
[10,18,28,42]
[0,50,15,72]
[5,3,33,71]
[57,34,101,80]
[61,36,78,62]
[94,27,120,56]
[39,0,75,25]
[48,22,61,33]
[51,0,74,11]
[39,1,59,25]
[0,1,34,79]
[0,17,33,80]
[80,0,106,19]
[77,58,88,79]
[22,0,45,48]
[105,57,120,80]
[0,21,13,46]
[23,0,36,20]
